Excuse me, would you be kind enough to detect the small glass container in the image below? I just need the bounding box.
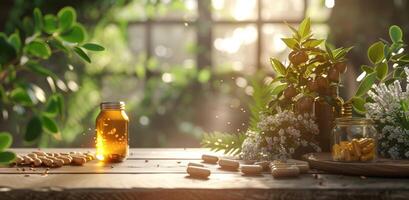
[96,102,129,162]
[331,117,377,162]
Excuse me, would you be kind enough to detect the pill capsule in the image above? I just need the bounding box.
[218,158,239,170]
[27,153,38,159]
[33,158,42,167]
[51,158,64,168]
[254,161,270,171]
[15,155,24,165]
[23,156,34,165]
[56,156,72,165]
[186,166,211,178]
[72,156,87,165]
[38,157,54,167]
[202,154,218,164]
[187,162,205,167]
[240,165,262,175]
[351,140,362,157]
[271,166,300,178]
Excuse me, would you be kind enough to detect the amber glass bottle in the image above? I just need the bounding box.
[314,86,344,152]
[96,102,129,162]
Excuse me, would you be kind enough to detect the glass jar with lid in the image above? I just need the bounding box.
[331,117,377,162]
[96,101,129,162]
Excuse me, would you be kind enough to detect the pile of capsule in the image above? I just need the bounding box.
[13,151,95,168]
[186,154,310,179]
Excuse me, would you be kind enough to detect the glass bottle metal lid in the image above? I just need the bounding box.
[335,117,374,125]
[100,101,125,110]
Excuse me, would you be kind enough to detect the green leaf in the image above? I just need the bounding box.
[59,24,86,43]
[361,65,374,73]
[270,58,286,75]
[355,72,377,97]
[24,116,43,142]
[0,37,17,65]
[43,96,59,117]
[33,8,43,34]
[25,40,51,59]
[351,97,366,114]
[298,17,311,38]
[43,14,58,34]
[22,17,34,36]
[58,7,76,32]
[8,32,21,52]
[0,151,16,164]
[26,61,58,79]
[10,87,32,105]
[82,43,105,51]
[303,39,324,48]
[281,38,298,49]
[73,47,91,63]
[48,39,69,53]
[367,41,385,64]
[41,115,58,134]
[0,132,12,151]
[389,25,403,43]
[55,93,64,116]
[271,83,288,95]
[325,42,334,60]
[375,62,388,80]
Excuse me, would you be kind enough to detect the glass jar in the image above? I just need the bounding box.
[96,102,129,162]
[331,117,377,162]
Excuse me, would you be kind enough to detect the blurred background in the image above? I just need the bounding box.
[1,0,409,148]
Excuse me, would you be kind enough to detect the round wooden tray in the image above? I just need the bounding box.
[303,152,409,177]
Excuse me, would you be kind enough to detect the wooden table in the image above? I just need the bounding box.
[1,148,409,200]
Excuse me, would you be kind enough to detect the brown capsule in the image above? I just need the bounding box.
[283,86,297,99]
[15,155,25,165]
[38,157,54,167]
[23,156,34,165]
[240,165,263,175]
[202,154,219,164]
[218,158,240,170]
[27,153,38,159]
[72,156,87,165]
[33,151,47,156]
[271,166,300,178]
[328,68,340,82]
[32,158,42,167]
[186,166,211,178]
[56,156,72,165]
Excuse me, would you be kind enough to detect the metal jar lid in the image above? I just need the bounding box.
[100,101,125,110]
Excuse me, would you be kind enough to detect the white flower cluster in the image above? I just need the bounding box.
[241,110,321,161]
[365,67,409,159]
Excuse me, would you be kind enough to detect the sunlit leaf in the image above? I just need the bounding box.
[303,39,324,48]
[352,97,366,114]
[25,40,51,59]
[41,115,59,134]
[48,39,69,53]
[270,58,286,75]
[58,6,76,32]
[375,62,388,80]
[43,14,58,34]
[0,132,12,151]
[271,83,288,95]
[43,96,59,117]
[24,116,43,142]
[355,72,377,96]
[0,151,16,164]
[389,25,403,43]
[361,65,374,73]
[281,38,298,49]
[325,42,334,60]
[367,41,385,64]
[298,17,311,38]
[59,24,86,43]
[73,47,91,63]
[82,43,105,51]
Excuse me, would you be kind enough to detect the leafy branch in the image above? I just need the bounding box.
[201,132,246,156]
[0,7,104,163]
[351,25,409,114]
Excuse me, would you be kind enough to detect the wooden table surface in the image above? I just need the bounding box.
[1,148,409,200]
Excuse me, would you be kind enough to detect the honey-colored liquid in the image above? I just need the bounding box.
[96,110,129,162]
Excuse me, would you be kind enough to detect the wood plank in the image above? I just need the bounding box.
[0,159,239,174]
[10,148,227,160]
